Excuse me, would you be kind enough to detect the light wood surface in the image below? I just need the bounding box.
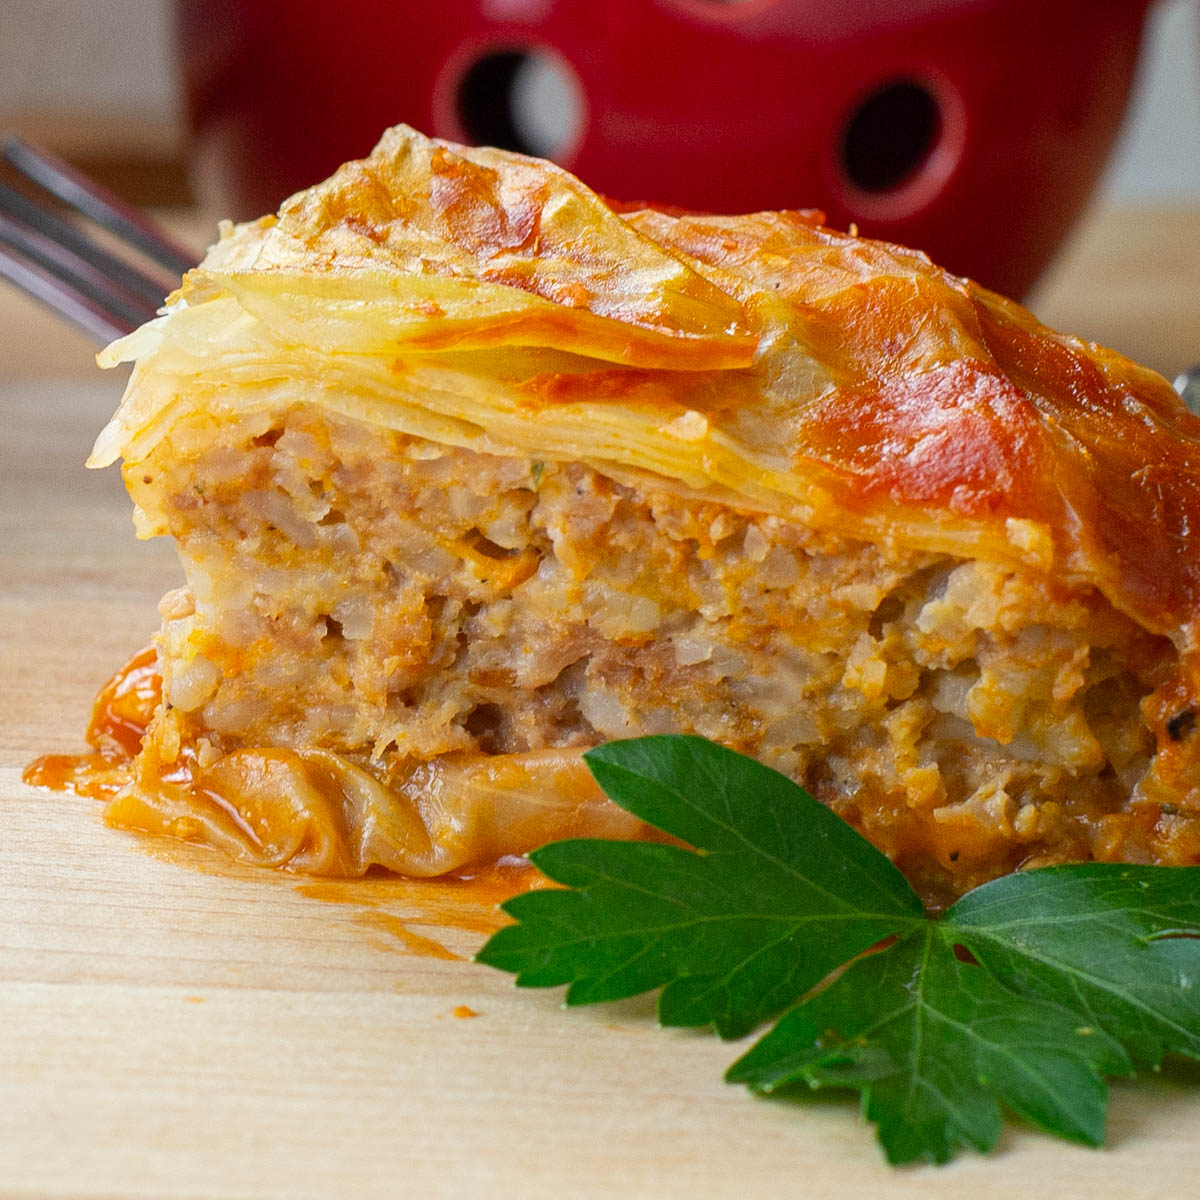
[2,205,1200,1199]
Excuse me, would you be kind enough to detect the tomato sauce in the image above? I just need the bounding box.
[23,646,158,798]
[24,648,544,957]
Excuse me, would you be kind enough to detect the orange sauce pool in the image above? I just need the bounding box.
[23,645,158,799]
[294,861,549,959]
[23,647,547,958]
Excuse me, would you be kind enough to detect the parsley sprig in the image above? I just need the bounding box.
[476,735,1200,1165]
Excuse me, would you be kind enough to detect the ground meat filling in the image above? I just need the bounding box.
[127,404,1186,903]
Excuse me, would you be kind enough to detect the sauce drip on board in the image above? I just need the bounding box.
[23,645,160,800]
[293,861,548,958]
[23,648,544,958]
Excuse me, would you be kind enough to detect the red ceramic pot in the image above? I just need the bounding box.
[177,0,1152,296]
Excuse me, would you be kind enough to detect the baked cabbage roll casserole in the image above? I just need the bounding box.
[50,125,1200,910]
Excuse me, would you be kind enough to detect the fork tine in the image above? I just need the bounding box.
[0,180,173,312]
[0,241,135,344]
[3,136,195,278]
[0,208,161,331]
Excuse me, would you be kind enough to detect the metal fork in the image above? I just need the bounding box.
[0,135,196,344]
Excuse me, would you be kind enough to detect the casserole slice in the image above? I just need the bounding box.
[77,126,1200,906]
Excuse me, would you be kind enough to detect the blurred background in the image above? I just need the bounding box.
[0,0,1198,376]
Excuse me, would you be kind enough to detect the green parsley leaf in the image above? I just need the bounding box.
[482,735,920,1037]
[476,735,1200,1165]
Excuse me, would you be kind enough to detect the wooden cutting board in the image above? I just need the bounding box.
[3,213,1200,1197]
